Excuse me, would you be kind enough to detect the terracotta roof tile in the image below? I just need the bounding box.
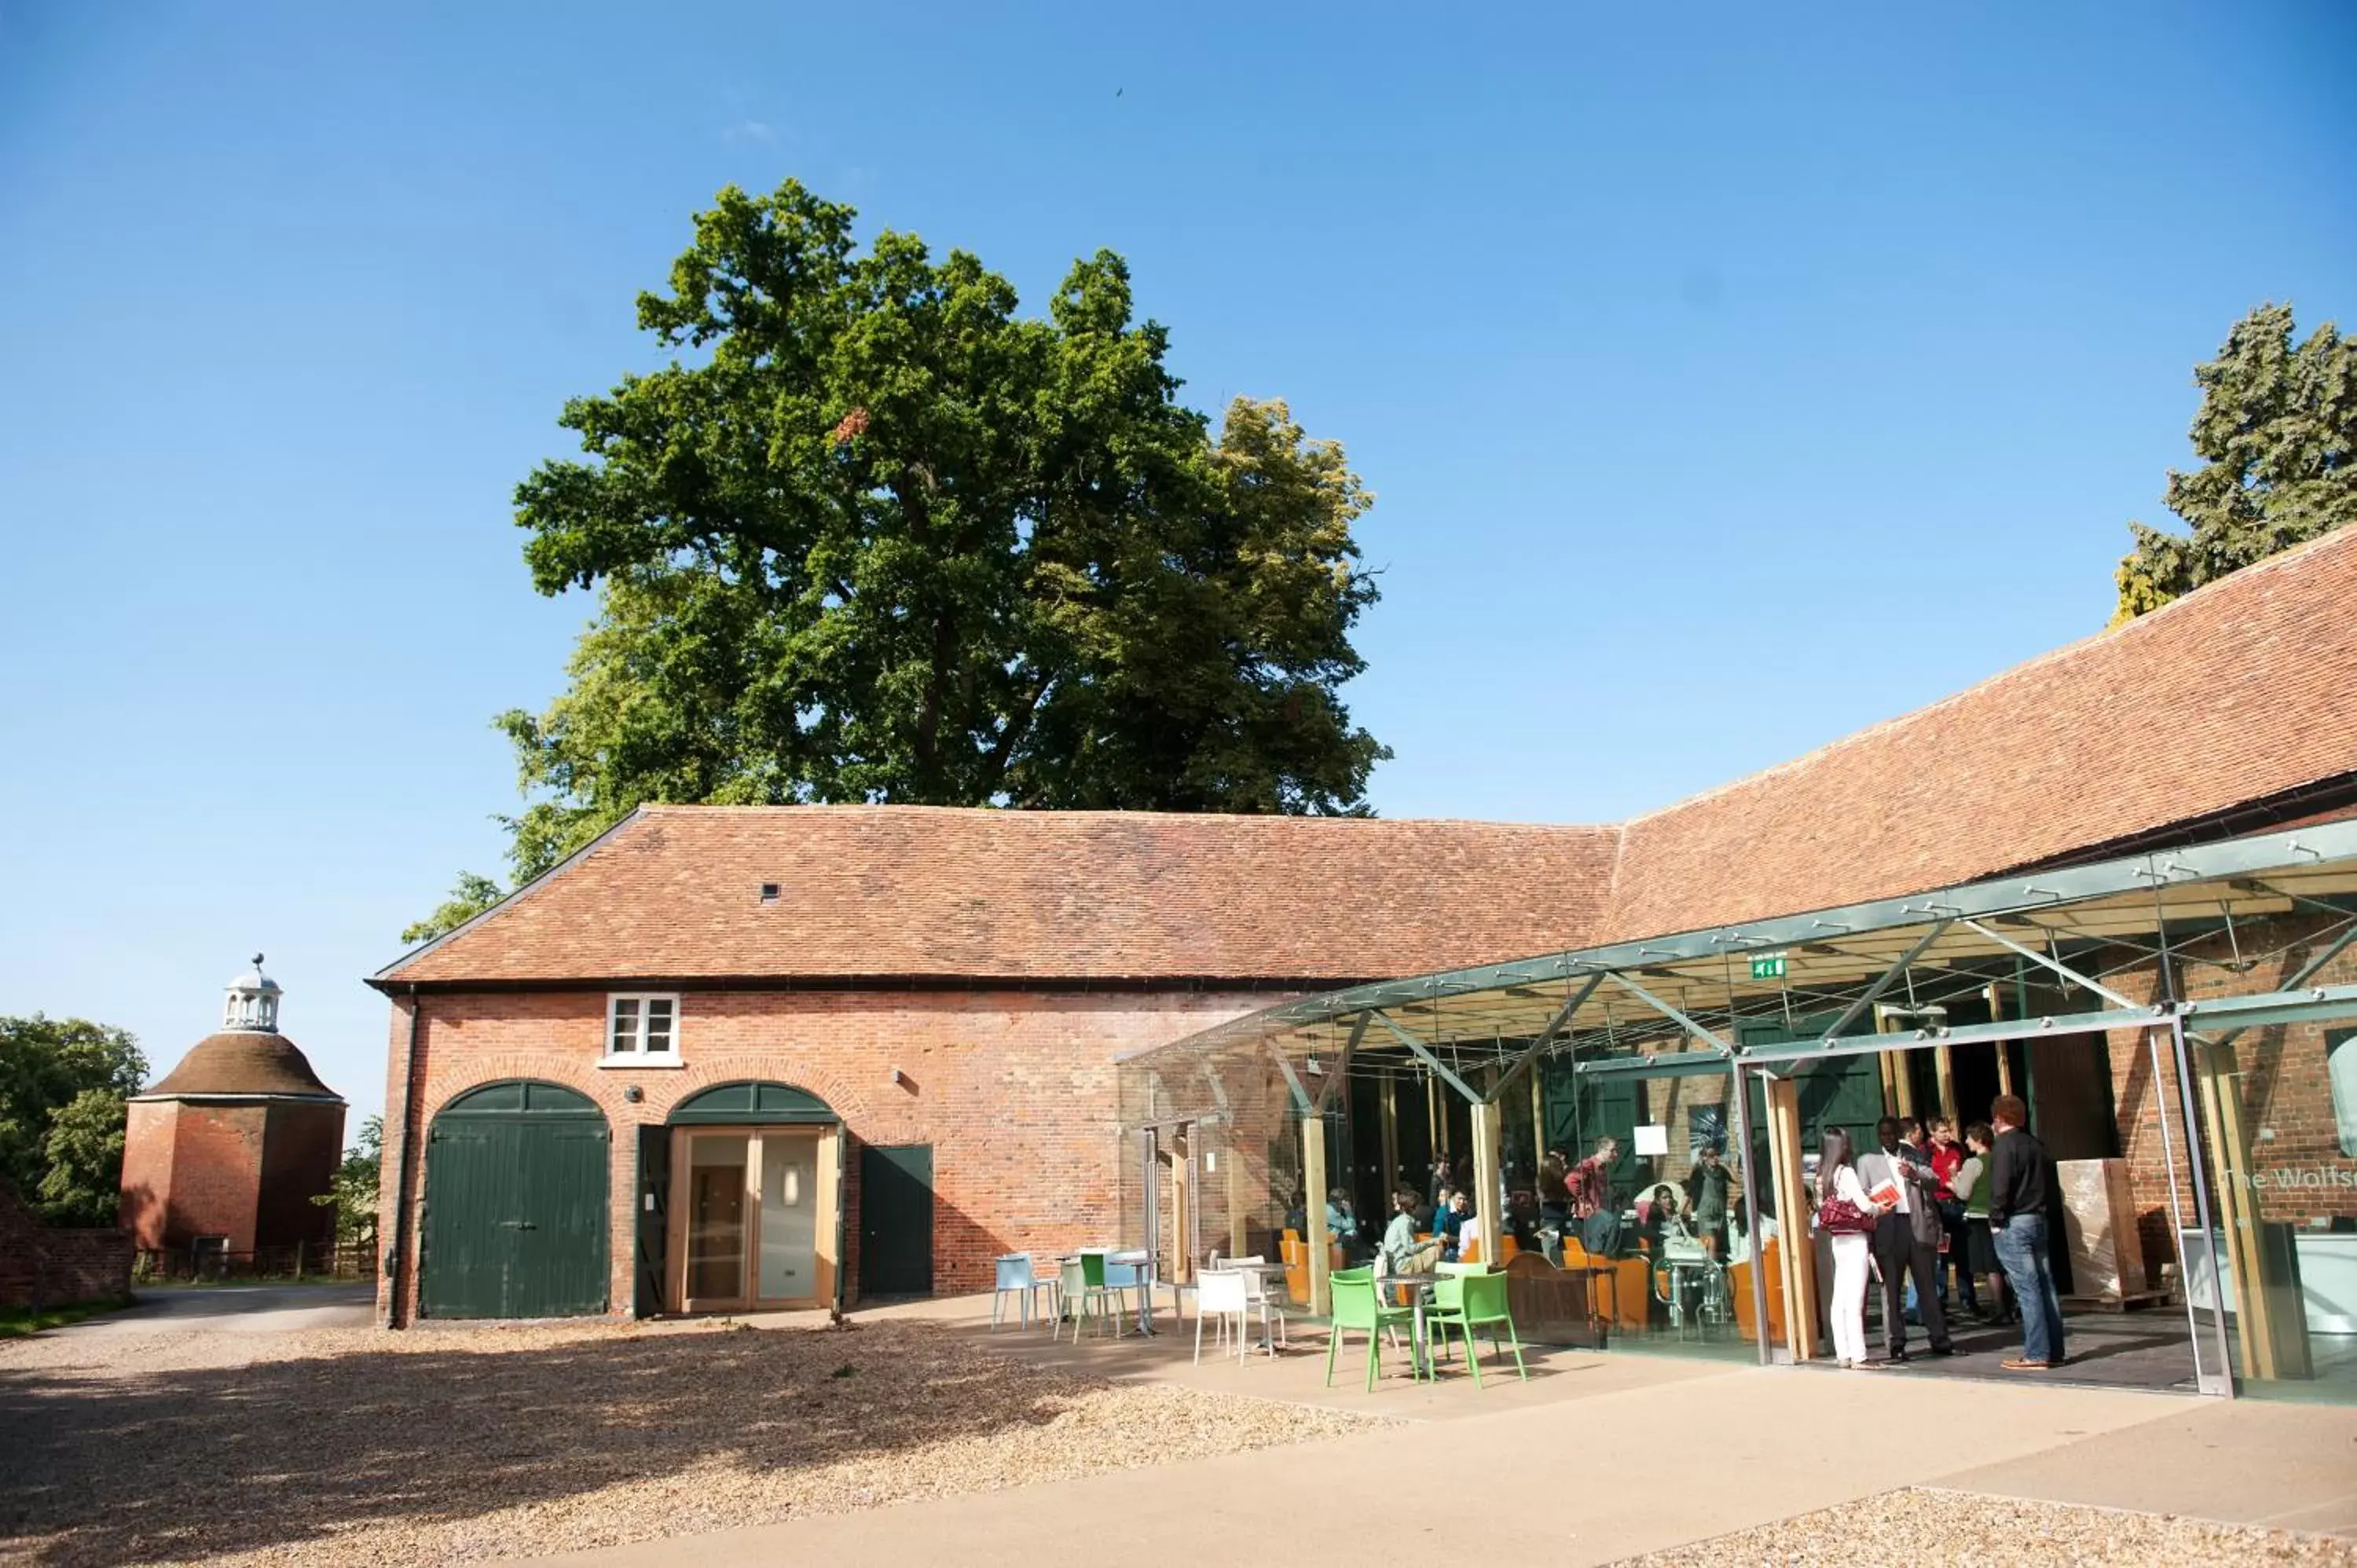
[381,810,1618,985]
[1603,526,2357,938]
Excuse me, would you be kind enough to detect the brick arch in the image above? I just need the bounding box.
[424,1058,607,1120]
[651,1054,874,1127]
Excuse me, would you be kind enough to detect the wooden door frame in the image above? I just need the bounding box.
[666,1124,839,1313]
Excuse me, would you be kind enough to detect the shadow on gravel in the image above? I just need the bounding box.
[0,1321,1078,1565]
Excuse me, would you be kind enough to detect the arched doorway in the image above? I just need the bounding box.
[653,1082,842,1313]
[421,1080,610,1319]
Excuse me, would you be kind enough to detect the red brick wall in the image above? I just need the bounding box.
[117,1100,177,1249]
[118,1097,344,1257]
[377,987,1271,1323]
[0,1184,131,1310]
[255,1102,344,1252]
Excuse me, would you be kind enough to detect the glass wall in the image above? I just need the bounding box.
[2187,1007,2357,1402]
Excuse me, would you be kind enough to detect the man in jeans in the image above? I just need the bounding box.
[1986,1094,2066,1370]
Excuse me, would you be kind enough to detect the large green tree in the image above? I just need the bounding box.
[0,1015,145,1225]
[2114,303,2355,621]
[410,181,1384,934]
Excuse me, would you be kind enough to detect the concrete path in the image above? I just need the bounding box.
[1937,1398,2357,1538]
[529,1357,2215,1567]
[63,1283,376,1337]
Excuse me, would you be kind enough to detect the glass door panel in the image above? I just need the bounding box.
[757,1134,819,1301]
[687,1134,749,1302]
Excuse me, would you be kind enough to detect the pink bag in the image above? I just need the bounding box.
[1816,1195,1876,1236]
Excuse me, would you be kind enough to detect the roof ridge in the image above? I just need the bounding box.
[1626,527,2357,828]
[636,803,1615,830]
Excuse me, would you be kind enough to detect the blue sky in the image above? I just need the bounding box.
[2,2,2352,1122]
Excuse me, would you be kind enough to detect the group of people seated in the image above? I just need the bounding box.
[1285,1133,1760,1289]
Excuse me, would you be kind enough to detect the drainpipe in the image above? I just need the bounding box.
[386,986,422,1329]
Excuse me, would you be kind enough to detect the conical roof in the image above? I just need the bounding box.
[141,1032,343,1101]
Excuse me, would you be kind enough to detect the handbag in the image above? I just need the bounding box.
[1816,1195,1876,1236]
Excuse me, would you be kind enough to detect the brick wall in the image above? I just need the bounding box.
[255,1101,344,1251]
[0,1183,132,1310]
[116,1099,178,1249]
[117,1097,340,1254]
[377,986,1271,1323]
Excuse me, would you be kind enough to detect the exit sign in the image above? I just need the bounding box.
[1750,952,1788,980]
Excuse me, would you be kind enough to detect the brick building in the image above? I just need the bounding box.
[120,958,346,1267]
[375,528,2357,1365]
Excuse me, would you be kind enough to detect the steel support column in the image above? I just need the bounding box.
[2165,1014,2237,1396]
[1729,1061,1772,1365]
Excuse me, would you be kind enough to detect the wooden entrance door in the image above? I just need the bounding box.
[669,1127,836,1312]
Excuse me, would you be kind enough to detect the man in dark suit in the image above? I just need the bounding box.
[1856,1115,1955,1361]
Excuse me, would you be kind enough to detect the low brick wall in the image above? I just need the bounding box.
[0,1184,134,1310]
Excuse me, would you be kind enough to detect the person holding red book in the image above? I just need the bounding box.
[1857,1116,1956,1361]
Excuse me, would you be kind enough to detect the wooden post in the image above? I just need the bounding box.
[1765,1077,1823,1362]
[1530,1067,1546,1171]
[2192,1035,2304,1379]
[1934,1045,1957,1125]
[1303,1113,1332,1317]
[1985,984,2015,1099]
[1170,1132,1192,1283]
[1380,1075,1400,1200]
[1471,1097,1505,1269]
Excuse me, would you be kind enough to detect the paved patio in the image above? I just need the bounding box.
[526,1291,2357,1567]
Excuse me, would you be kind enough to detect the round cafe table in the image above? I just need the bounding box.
[1376,1272,1445,1376]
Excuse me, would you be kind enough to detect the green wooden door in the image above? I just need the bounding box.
[422,1081,610,1319]
[857,1143,933,1297]
[1540,1055,1646,1192]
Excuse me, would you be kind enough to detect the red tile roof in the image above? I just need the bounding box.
[379,526,2357,988]
[379,809,1618,986]
[1601,526,2357,940]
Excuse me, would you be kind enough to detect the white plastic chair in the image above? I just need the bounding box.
[992,1253,1056,1330]
[1195,1269,1252,1365]
[1240,1264,1289,1352]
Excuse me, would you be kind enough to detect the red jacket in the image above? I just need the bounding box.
[1930,1141,1965,1202]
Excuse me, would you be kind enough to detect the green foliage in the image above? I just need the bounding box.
[2115,303,2356,621]
[0,1016,144,1225]
[38,1090,130,1226]
[312,1115,383,1246]
[472,180,1384,888]
[398,873,505,946]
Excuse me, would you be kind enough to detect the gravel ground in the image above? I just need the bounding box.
[0,1316,1387,1566]
[1619,1488,2357,1566]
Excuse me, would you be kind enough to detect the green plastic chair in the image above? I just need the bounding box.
[1325,1270,1418,1391]
[1424,1269,1527,1387]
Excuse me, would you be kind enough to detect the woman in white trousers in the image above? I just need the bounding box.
[1817,1127,1887,1368]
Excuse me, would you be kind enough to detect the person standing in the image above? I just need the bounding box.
[1815,1127,1886,1368]
[1857,1116,1956,1361]
[1926,1118,1979,1316]
[1955,1122,2010,1325]
[1569,1135,1623,1258]
[1683,1141,1736,1259]
[1988,1094,2066,1370]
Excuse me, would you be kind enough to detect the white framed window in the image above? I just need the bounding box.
[603,993,682,1067]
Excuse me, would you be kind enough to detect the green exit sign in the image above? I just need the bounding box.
[1750,952,1788,980]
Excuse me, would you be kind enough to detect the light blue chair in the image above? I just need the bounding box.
[992,1253,1057,1330]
